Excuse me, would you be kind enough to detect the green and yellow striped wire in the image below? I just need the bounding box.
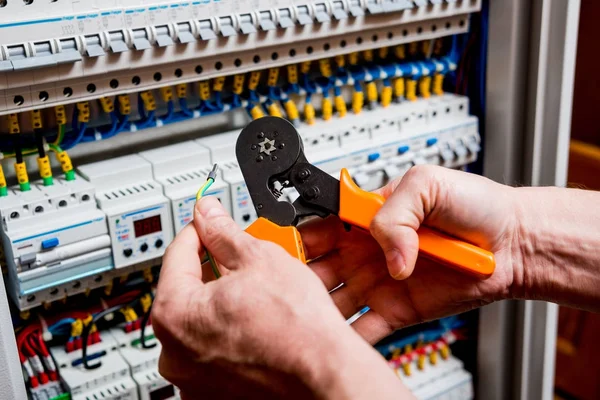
[196,165,221,279]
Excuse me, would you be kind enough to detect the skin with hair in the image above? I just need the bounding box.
[153,165,600,399]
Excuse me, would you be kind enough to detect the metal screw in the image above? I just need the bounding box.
[297,169,311,181]
[251,144,257,150]
[271,156,278,161]
[273,131,278,137]
[279,143,285,149]
[257,204,264,210]
[256,155,264,162]
[303,187,320,200]
[258,132,265,139]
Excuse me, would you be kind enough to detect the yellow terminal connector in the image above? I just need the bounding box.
[99,97,114,113]
[104,281,113,297]
[160,86,174,102]
[404,344,413,354]
[287,65,298,85]
[334,55,345,68]
[30,109,43,129]
[250,105,265,120]
[118,95,132,115]
[267,102,283,118]
[335,95,347,118]
[304,103,316,125]
[433,73,444,96]
[322,97,333,121]
[417,354,426,370]
[71,319,83,338]
[402,362,411,376]
[83,315,93,329]
[394,78,405,100]
[0,164,7,197]
[319,59,332,78]
[248,71,261,91]
[143,267,154,283]
[37,155,53,186]
[422,40,432,57]
[233,74,245,95]
[267,68,279,87]
[352,91,364,115]
[140,293,152,314]
[406,79,417,102]
[366,82,378,105]
[363,49,374,63]
[409,41,418,56]
[429,351,438,365]
[348,52,359,66]
[213,76,226,92]
[300,61,312,74]
[15,162,30,192]
[199,81,211,100]
[419,76,432,98]
[54,105,67,126]
[284,99,300,124]
[8,113,20,134]
[379,46,389,59]
[440,344,450,359]
[76,102,91,123]
[176,83,187,99]
[140,91,157,111]
[395,45,406,60]
[56,150,75,181]
[381,86,393,108]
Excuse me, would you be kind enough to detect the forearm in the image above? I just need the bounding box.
[304,327,413,400]
[512,187,600,311]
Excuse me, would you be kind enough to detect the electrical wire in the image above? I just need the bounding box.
[196,164,221,279]
[140,303,156,349]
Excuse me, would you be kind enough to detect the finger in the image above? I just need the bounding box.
[194,196,256,270]
[159,223,204,288]
[297,216,342,260]
[350,310,394,344]
[370,165,442,280]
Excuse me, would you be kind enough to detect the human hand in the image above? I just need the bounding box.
[300,165,520,344]
[152,197,407,400]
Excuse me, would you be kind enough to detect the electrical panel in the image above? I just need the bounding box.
[0,0,493,399]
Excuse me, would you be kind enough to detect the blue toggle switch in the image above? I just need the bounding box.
[368,152,381,162]
[41,238,59,250]
[398,145,410,154]
[426,138,438,147]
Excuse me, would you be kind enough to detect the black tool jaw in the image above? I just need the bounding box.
[236,117,303,226]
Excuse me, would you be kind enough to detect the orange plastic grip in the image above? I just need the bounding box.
[338,168,496,279]
[245,217,307,263]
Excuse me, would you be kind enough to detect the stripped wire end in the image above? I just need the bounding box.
[196,164,221,279]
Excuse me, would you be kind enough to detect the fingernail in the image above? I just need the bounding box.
[196,197,227,218]
[385,249,405,279]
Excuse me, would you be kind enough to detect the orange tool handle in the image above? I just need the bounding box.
[338,169,496,279]
[245,217,307,263]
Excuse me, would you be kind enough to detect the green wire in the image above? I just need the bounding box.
[196,165,221,279]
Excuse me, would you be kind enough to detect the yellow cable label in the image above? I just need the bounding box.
[287,65,298,85]
[379,47,389,59]
[30,110,43,129]
[366,82,378,103]
[71,319,83,338]
[363,49,374,63]
[267,103,282,118]
[419,76,431,99]
[381,86,393,108]
[335,95,347,118]
[284,99,299,121]
[433,73,444,96]
[304,103,315,125]
[322,97,333,121]
[77,102,91,123]
[213,76,225,92]
[429,351,438,365]
[334,55,345,68]
[348,52,359,65]
[300,61,311,74]
[406,79,417,102]
[140,294,152,314]
[0,165,6,188]
[395,45,406,60]
[37,156,52,179]
[250,105,265,120]
[402,362,411,376]
[14,162,29,185]
[176,83,187,99]
[57,151,73,173]
[319,59,332,78]
[417,354,426,370]
[248,71,261,91]
[267,68,279,87]
[394,78,405,99]
[352,91,364,115]
[8,113,20,134]
[160,87,174,102]
[140,91,157,111]
[199,81,211,100]
[233,74,245,95]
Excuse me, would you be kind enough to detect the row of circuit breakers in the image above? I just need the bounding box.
[0,0,480,114]
[0,94,480,311]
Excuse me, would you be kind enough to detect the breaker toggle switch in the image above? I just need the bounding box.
[56,38,82,64]
[258,10,277,30]
[177,22,196,43]
[331,0,349,19]
[218,16,238,37]
[199,19,217,40]
[132,29,152,51]
[296,5,313,25]
[239,14,257,34]
[278,8,296,28]
[465,137,481,155]
[382,0,414,12]
[454,142,469,159]
[365,0,383,14]
[348,0,365,16]
[84,35,105,57]
[11,41,57,71]
[108,31,129,53]
[155,25,174,47]
[439,144,455,164]
[313,3,331,23]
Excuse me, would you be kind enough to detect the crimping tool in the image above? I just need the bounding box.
[235,117,495,279]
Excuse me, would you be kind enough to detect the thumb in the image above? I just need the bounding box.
[370,166,441,280]
[194,196,254,270]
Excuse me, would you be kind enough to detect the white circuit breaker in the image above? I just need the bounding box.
[140,141,232,234]
[78,155,174,269]
[196,131,257,228]
[0,177,112,310]
[110,326,180,400]
[51,334,139,400]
